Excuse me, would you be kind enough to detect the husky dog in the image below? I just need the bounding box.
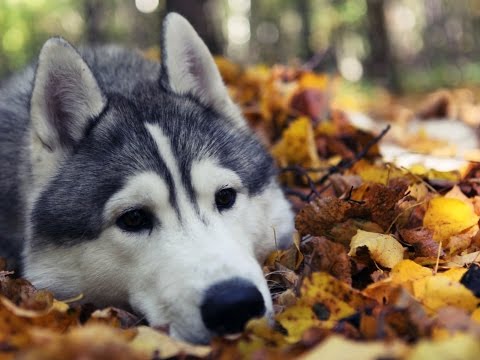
[0,13,293,343]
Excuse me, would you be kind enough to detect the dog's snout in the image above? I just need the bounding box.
[200,278,265,335]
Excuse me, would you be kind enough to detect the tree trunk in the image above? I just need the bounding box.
[83,0,106,44]
[165,0,223,54]
[365,0,402,93]
[296,0,313,60]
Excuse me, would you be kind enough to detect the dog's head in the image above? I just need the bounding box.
[23,13,294,343]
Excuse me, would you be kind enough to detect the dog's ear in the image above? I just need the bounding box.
[30,37,106,153]
[161,13,245,126]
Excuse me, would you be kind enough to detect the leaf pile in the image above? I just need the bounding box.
[2,59,480,359]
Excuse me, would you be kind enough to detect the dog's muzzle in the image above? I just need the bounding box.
[200,277,266,335]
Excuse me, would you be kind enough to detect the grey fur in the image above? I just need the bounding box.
[0,15,294,344]
[0,45,275,270]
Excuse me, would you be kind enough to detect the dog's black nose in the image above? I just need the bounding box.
[200,278,266,334]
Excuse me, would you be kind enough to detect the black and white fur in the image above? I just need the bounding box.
[0,14,294,343]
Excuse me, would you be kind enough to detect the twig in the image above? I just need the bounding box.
[315,124,391,186]
[282,187,311,202]
[281,125,391,203]
[386,199,428,234]
[343,185,365,204]
[434,240,443,275]
[281,165,320,200]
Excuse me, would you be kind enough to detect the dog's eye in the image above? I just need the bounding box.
[116,209,153,232]
[215,188,237,211]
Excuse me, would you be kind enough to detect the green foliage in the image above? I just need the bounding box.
[0,0,84,77]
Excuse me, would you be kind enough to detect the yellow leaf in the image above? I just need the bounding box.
[299,335,407,360]
[409,164,460,182]
[408,333,480,360]
[389,260,432,293]
[277,273,372,343]
[472,308,480,324]
[352,160,405,185]
[423,197,479,242]
[412,275,479,313]
[271,117,324,181]
[130,326,211,359]
[276,305,320,343]
[298,72,329,90]
[349,230,405,268]
[439,267,467,282]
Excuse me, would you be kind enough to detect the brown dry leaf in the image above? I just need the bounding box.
[328,173,363,197]
[0,295,79,349]
[328,219,384,247]
[0,276,51,311]
[415,89,456,119]
[361,179,409,231]
[265,232,304,271]
[301,237,352,285]
[400,227,443,258]
[86,307,141,329]
[295,196,368,238]
[290,89,328,122]
[447,225,479,254]
[16,324,140,360]
[289,71,330,124]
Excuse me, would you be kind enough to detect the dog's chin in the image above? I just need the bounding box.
[169,323,212,345]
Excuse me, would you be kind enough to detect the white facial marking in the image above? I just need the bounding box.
[104,172,178,227]
[190,158,243,213]
[145,123,195,220]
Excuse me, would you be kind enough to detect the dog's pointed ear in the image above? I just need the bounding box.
[161,13,245,126]
[30,37,106,152]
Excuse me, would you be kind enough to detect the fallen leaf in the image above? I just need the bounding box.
[352,160,406,185]
[450,251,480,267]
[423,197,479,242]
[130,326,211,359]
[301,236,352,285]
[361,179,409,230]
[408,333,480,360]
[277,273,375,343]
[15,325,140,360]
[298,335,407,360]
[412,275,479,314]
[400,227,443,258]
[295,196,368,239]
[349,230,405,269]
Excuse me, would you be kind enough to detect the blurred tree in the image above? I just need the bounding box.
[365,0,401,92]
[165,0,223,54]
[84,0,107,44]
[297,0,313,60]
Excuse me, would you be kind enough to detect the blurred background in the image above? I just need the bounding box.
[0,0,479,93]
